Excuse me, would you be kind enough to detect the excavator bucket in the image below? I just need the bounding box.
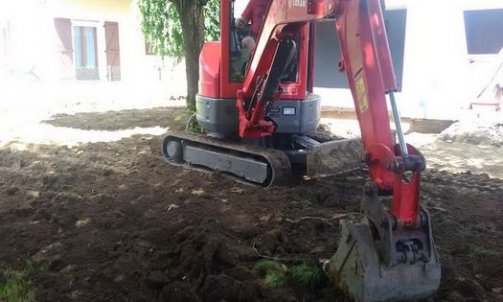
[326,216,441,301]
[306,138,366,178]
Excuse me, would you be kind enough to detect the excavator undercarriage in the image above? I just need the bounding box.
[163,131,364,186]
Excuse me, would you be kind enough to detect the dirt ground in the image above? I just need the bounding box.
[0,106,502,302]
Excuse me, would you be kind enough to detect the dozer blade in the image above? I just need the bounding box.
[326,219,441,302]
[306,138,366,178]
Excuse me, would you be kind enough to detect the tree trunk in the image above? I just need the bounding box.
[174,0,206,111]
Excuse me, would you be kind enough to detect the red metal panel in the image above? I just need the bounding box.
[335,0,395,190]
[391,144,422,226]
[199,42,221,98]
[367,0,397,91]
[335,0,421,225]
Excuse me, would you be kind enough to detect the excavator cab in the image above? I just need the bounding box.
[226,1,305,83]
[197,0,319,137]
[229,1,301,83]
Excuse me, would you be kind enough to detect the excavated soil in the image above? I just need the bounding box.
[0,107,502,302]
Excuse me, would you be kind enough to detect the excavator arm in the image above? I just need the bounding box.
[238,0,423,225]
[236,0,441,301]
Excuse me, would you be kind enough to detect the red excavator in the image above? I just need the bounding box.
[163,0,441,301]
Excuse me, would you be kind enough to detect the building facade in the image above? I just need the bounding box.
[2,0,502,118]
[0,0,185,107]
[312,0,503,118]
[0,0,179,82]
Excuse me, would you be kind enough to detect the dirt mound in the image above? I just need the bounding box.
[439,121,503,146]
[148,219,261,302]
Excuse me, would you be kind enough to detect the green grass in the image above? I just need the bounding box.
[185,113,204,134]
[0,270,36,302]
[468,245,490,260]
[254,259,283,277]
[254,260,326,290]
[264,270,289,289]
[0,261,48,302]
[290,263,326,289]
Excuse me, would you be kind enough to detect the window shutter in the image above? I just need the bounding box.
[54,18,74,79]
[104,21,121,81]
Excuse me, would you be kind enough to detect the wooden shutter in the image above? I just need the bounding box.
[54,18,74,79]
[104,21,121,81]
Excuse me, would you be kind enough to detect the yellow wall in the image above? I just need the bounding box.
[57,0,131,13]
[46,0,132,21]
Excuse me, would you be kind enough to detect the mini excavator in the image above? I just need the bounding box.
[162,0,441,301]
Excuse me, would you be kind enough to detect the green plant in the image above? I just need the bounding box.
[0,261,48,302]
[468,245,489,259]
[138,0,219,58]
[0,260,48,302]
[253,260,327,290]
[290,263,326,289]
[264,270,289,289]
[185,113,204,134]
[254,259,283,277]
[138,0,220,108]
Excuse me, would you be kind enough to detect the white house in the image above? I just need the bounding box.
[310,0,503,119]
[0,0,184,109]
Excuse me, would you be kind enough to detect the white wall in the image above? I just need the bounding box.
[399,0,502,119]
[0,0,178,85]
[0,0,186,111]
[399,0,469,119]
[0,0,53,78]
[315,0,503,120]
[47,0,133,83]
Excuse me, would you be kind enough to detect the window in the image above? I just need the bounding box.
[464,9,503,55]
[73,26,99,80]
[314,9,407,91]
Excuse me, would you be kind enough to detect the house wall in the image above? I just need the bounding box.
[0,0,50,76]
[313,0,503,119]
[46,0,141,83]
[0,0,177,85]
[3,0,502,117]
[0,0,186,108]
